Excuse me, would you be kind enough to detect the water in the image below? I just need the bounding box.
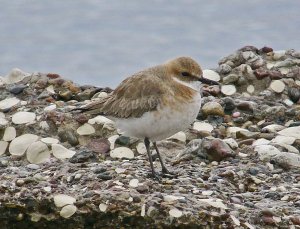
[0,0,299,88]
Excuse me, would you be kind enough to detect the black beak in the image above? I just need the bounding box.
[198,77,220,86]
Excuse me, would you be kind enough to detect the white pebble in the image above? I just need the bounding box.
[76,123,95,135]
[0,141,8,155]
[270,80,285,93]
[52,144,76,159]
[129,179,139,188]
[44,104,57,111]
[9,134,39,156]
[203,69,220,82]
[26,141,50,164]
[60,204,77,218]
[40,137,59,145]
[12,111,36,124]
[110,147,134,159]
[0,97,20,110]
[221,84,236,96]
[53,194,76,207]
[193,122,213,132]
[3,126,16,141]
[169,208,183,218]
[167,131,186,142]
[136,142,147,155]
[99,203,108,212]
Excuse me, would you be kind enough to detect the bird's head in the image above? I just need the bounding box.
[165,56,219,90]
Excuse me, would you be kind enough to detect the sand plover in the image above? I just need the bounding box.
[78,57,219,179]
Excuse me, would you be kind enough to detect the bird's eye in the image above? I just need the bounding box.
[181,72,190,77]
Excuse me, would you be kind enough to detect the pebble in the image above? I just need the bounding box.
[53,194,76,207]
[129,179,139,188]
[0,97,20,110]
[12,111,36,124]
[76,123,95,135]
[136,142,147,155]
[167,131,186,142]
[221,84,236,96]
[3,126,16,142]
[278,126,300,139]
[40,137,59,145]
[52,144,76,159]
[99,203,108,212]
[270,80,285,93]
[169,208,183,218]
[0,141,8,155]
[26,141,50,164]
[60,205,77,218]
[4,68,30,84]
[254,145,281,161]
[86,138,110,154]
[9,134,39,156]
[202,101,224,116]
[193,121,214,132]
[110,147,134,159]
[203,69,221,82]
[88,115,114,125]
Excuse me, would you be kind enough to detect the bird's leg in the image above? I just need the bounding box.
[153,142,173,175]
[144,138,160,180]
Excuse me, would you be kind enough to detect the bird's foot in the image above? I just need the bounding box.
[161,167,177,178]
[148,171,162,181]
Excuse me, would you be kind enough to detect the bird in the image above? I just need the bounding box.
[76,57,219,180]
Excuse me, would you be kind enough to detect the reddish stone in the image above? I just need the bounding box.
[254,68,269,80]
[86,138,110,154]
[269,70,282,80]
[74,114,89,124]
[47,73,61,79]
[260,46,273,53]
[291,216,300,225]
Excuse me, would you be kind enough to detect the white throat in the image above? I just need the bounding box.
[173,77,201,91]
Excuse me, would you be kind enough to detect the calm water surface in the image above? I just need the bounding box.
[0,0,299,87]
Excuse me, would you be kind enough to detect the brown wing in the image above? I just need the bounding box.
[83,71,166,118]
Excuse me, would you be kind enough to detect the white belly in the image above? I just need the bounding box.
[115,93,201,141]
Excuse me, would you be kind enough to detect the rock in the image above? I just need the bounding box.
[44,104,57,111]
[222,74,239,84]
[86,138,110,154]
[169,208,183,218]
[273,152,300,169]
[221,84,236,96]
[223,138,239,149]
[193,122,214,132]
[278,126,300,139]
[252,138,270,146]
[88,115,114,125]
[0,141,8,155]
[217,64,232,74]
[108,135,119,149]
[198,199,228,209]
[3,126,16,141]
[9,84,27,95]
[203,69,220,82]
[202,102,224,116]
[269,80,285,93]
[200,138,234,162]
[26,141,50,164]
[262,124,285,133]
[129,179,139,188]
[254,145,281,161]
[0,116,8,126]
[0,97,20,110]
[110,147,134,159]
[4,68,30,84]
[247,85,255,94]
[288,87,300,103]
[227,127,248,138]
[59,204,77,218]
[167,131,186,142]
[12,111,36,124]
[53,194,76,207]
[52,144,76,159]
[40,137,59,145]
[69,150,97,163]
[9,134,39,156]
[136,142,147,155]
[271,135,295,145]
[99,203,108,212]
[163,195,185,202]
[58,129,79,146]
[76,123,95,135]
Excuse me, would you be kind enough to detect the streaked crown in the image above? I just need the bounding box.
[165,56,203,82]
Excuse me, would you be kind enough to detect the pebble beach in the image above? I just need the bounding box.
[1,46,300,228]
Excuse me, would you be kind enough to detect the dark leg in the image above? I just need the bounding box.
[153,142,172,174]
[144,138,160,180]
